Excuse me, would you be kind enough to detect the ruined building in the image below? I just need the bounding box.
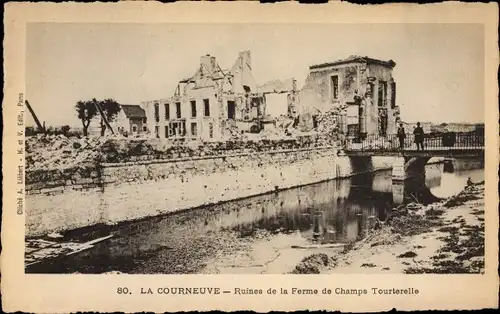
[142,51,297,140]
[299,55,401,138]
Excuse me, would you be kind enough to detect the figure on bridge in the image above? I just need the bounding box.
[397,123,406,150]
[413,122,425,151]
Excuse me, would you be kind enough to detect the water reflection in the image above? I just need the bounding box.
[430,159,484,198]
[29,158,484,274]
[443,160,455,173]
[392,162,443,205]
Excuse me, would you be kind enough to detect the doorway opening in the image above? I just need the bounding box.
[227,101,236,119]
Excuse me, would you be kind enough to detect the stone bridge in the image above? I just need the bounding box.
[344,132,484,180]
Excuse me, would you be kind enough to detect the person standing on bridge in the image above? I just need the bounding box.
[413,122,425,151]
[397,123,406,150]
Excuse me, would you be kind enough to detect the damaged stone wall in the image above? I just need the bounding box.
[25,133,397,237]
[296,65,359,136]
[26,146,341,237]
[298,58,398,138]
[340,65,359,102]
[363,63,397,135]
[299,64,359,114]
[26,151,396,238]
[299,69,333,114]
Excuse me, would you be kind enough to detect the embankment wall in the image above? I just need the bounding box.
[25,147,395,237]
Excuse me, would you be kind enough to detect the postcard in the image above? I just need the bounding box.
[2,1,499,312]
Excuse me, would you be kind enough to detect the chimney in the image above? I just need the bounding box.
[200,54,216,75]
[239,51,251,70]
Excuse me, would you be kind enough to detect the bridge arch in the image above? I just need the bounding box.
[404,156,432,180]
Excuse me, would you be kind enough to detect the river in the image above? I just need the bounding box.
[27,158,484,274]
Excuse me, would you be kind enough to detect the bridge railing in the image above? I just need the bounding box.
[344,132,484,152]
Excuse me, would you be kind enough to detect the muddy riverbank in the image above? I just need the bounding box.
[289,181,485,274]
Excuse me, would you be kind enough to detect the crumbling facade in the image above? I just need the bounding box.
[258,78,299,118]
[299,55,401,138]
[142,51,296,141]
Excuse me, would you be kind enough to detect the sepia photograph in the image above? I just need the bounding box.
[24,22,485,275]
[2,2,498,313]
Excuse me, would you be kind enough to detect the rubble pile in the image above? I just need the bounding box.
[219,115,313,141]
[222,121,247,141]
[387,211,440,236]
[290,253,336,274]
[100,139,157,162]
[275,115,297,135]
[316,108,341,134]
[363,227,402,248]
[100,138,220,162]
[384,201,446,236]
[26,130,332,175]
[257,125,283,140]
[314,108,343,145]
[26,134,112,173]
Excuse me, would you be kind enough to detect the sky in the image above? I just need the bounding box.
[26,23,485,127]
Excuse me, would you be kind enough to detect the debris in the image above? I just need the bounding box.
[290,253,336,274]
[437,226,459,233]
[443,189,482,208]
[361,263,377,268]
[425,208,445,216]
[389,213,438,236]
[25,234,114,267]
[397,251,418,258]
[291,243,345,249]
[25,134,112,174]
[47,232,64,239]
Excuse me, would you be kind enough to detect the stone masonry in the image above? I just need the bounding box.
[26,147,396,237]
